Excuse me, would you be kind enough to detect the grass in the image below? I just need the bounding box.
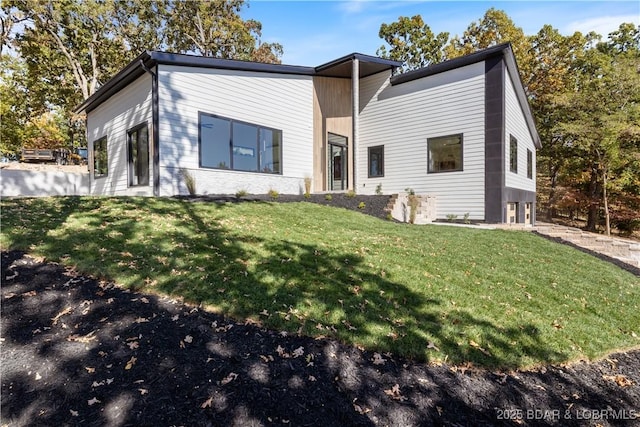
[2,196,639,369]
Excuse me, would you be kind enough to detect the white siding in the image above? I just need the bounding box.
[357,62,486,220]
[504,70,536,192]
[86,73,153,196]
[157,65,314,196]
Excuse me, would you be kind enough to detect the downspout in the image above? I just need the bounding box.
[352,57,359,191]
[140,59,160,197]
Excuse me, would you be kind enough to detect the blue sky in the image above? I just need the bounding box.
[242,1,640,66]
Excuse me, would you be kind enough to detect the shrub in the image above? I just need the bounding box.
[375,183,383,195]
[358,201,366,209]
[304,176,312,197]
[346,189,356,198]
[405,188,418,224]
[179,168,196,195]
[235,189,248,199]
[463,212,471,224]
[324,194,333,201]
[446,214,458,222]
[268,189,279,200]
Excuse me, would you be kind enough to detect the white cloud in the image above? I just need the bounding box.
[565,15,639,37]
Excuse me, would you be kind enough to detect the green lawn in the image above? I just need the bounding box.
[2,196,638,368]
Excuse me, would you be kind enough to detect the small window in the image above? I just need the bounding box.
[510,135,518,174]
[368,145,384,177]
[199,112,282,174]
[93,136,108,178]
[428,134,463,173]
[527,149,533,179]
[128,123,149,186]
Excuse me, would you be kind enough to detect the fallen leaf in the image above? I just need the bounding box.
[184,335,193,344]
[172,314,179,321]
[106,378,114,385]
[201,397,213,409]
[125,357,137,370]
[372,353,386,365]
[87,397,100,406]
[260,309,269,316]
[384,384,407,401]
[52,307,72,325]
[221,372,238,385]
[179,340,185,348]
[128,341,139,350]
[603,374,633,387]
[134,317,148,323]
[138,388,148,395]
[292,346,304,358]
[85,367,95,373]
[70,409,79,417]
[427,341,440,352]
[35,372,42,380]
[308,375,317,382]
[140,297,149,304]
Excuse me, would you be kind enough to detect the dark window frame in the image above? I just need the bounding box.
[510,135,518,174]
[368,145,384,178]
[198,112,283,175]
[127,122,150,187]
[93,136,108,179]
[427,133,464,174]
[527,148,533,179]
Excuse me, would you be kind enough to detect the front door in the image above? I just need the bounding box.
[328,133,347,191]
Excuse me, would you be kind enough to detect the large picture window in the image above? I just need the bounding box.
[368,145,384,177]
[427,134,463,173]
[93,136,108,178]
[128,123,149,186]
[527,149,533,179]
[510,135,518,174]
[199,113,282,174]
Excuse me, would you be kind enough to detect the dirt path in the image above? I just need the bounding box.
[1,251,638,426]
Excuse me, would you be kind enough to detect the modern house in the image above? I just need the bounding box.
[76,42,540,224]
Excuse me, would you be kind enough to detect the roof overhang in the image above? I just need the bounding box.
[75,51,401,115]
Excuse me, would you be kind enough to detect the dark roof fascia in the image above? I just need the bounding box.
[391,43,541,148]
[315,52,403,73]
[75,51,153,114]
[148,51,316,76]
[390,43,511,85]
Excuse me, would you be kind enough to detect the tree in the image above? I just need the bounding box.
[0,54,30,156]
[553,44,640,234]
[527,26,597,220]
[444,8,532,80]
[164,0,282,63]
[376,15,449,71]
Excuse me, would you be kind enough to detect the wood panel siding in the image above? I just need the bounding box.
[312,76,352,191]
[86,73,153,196]
[358,63,486,220]
[504,71,536,193]
[157,65,314,196]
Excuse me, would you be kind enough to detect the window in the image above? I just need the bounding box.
[368,145,384,177]
[199,112,282,174]
[527,149,533,179]
[128,123,149,186]
[427,134,462,173]
[510,135,518,174]
[93,136,108,178]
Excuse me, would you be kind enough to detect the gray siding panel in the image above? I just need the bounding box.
[157,65,314,196]
[86,73,153,196]
[358,62,486,220]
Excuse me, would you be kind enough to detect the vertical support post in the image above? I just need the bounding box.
[352,57,359,191]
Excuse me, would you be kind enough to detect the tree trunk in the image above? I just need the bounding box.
[602,167,611,236]
[586,166,599,232]
[547,163,559,221]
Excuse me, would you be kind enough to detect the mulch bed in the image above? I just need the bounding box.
[2,250,639,426]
